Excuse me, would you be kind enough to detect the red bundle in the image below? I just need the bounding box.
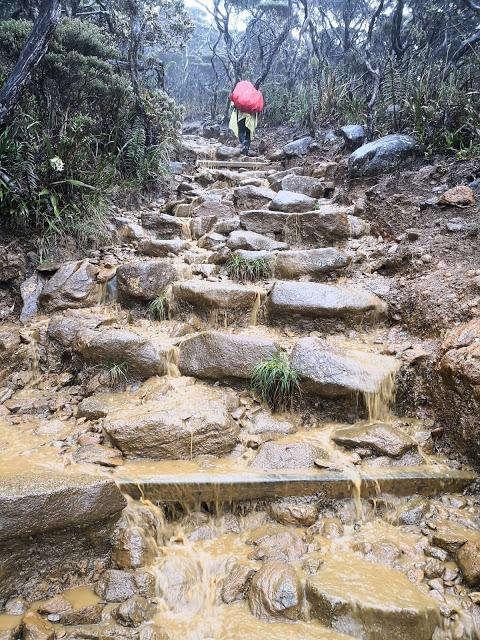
[230,81,264,114]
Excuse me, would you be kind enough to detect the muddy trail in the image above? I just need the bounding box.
[1,135,480,640]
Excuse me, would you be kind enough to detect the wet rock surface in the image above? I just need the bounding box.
[2,133,480,640]
[103,383,239,459]
[307,553,441,640]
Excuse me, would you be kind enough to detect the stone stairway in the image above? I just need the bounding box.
[3,136,480,640]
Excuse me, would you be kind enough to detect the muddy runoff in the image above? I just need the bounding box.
[2,137,480,640]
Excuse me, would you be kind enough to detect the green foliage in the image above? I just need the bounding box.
[147,295,168,320]
[0,16,184,254]
[104,360,129,386]
[226,254,272,282]
[251,353,300,411]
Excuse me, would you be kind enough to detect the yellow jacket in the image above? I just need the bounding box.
[229,106,258,140]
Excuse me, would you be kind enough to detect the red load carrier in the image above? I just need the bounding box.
[230,81,264,114]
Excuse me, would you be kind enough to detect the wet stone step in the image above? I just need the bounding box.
[117,466,475,504]
[291,337,398,397]
[0,471,126,601]
[307,552,441,640]
[268,281,387,321]
[171,280,265,322]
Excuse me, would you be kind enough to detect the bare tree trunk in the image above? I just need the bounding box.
[0,0,61,128]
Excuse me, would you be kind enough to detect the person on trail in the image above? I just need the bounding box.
[229,106,257,156]
[228,81,264,156]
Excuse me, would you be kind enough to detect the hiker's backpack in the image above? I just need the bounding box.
[230,81,264,114]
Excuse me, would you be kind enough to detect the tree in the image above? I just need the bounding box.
[0,0,61,128]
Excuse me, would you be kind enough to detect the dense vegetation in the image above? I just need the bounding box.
[169,0,480,154]
[0,0,192,255]
[1,0,479,255]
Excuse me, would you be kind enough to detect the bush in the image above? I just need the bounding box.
[251,353,300,411]
[0,18,183,256]
[226,254,272,282]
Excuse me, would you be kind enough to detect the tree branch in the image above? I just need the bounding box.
[0,0,61,128]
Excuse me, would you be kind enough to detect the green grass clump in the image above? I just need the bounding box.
[227,254,271,282]
[147,295,168,320]
[104,361,129,386]
[250,353,300,411]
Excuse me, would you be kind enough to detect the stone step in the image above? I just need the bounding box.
[117,466,475,504]
[273,248,350,280]
[239,208,369,244]
[307,553,441,640]
[291,337,398,397]
[196,159,271,170]
[0,470,125,601]
[48,314,177,379]
[171,280,265,323]
[269,281,387,321]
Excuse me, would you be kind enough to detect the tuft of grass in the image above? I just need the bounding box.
[104,360,129,386]
[250,353,300,411]
[148,295,168,320]
[227,254,272,282]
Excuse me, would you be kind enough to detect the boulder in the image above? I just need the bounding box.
[103,383,239,459]
[248,562,303,620]
[95,570,137,602]
[39,260,100,312]
[283,136,314,157]
[307,553,441,640]
[20,272,44,323]
[191,198,235,220]
[217,145,241,160]
[197,231,227,249]
[233,185,276,210]
[235,249,274,261]
[172,280,265,315]
[240,210,291,235]
[76,327,175,378]
[268,499,318,527]
[73,444,123,467]
[269,190,317,213]
[268,281,387,320]
[431,521,480,554]
[438,185,476,207]
[178,331,277,380]
[273,248,350,280]
[246,411,296,436]
[291,337,398,397]
[116,261,187,302]
[251,442,320,470]
[212,217,240,234]
[137,238,188,257]
[247,527,307,563]
[227,229,288,251]
[338,124,367,150]
[22,611,55,640]
[332,422,415,457]
[190,215,217,239]
[348,134,418,177]
[457,540,480,585]
[140,212,187,237]
[118,222,146,242]
[277,175,328,198]
[115,596,155,627]
[221,563,256,603]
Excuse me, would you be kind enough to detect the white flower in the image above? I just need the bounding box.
[49,156,64,172]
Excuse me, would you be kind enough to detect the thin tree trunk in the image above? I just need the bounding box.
[0,0,61,128]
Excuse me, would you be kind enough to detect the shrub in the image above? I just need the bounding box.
[250,353,300,411]
[147,295,168,321]
[226,254,271,282]
[104,361,128,386]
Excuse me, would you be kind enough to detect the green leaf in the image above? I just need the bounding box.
[65,179,97,190]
